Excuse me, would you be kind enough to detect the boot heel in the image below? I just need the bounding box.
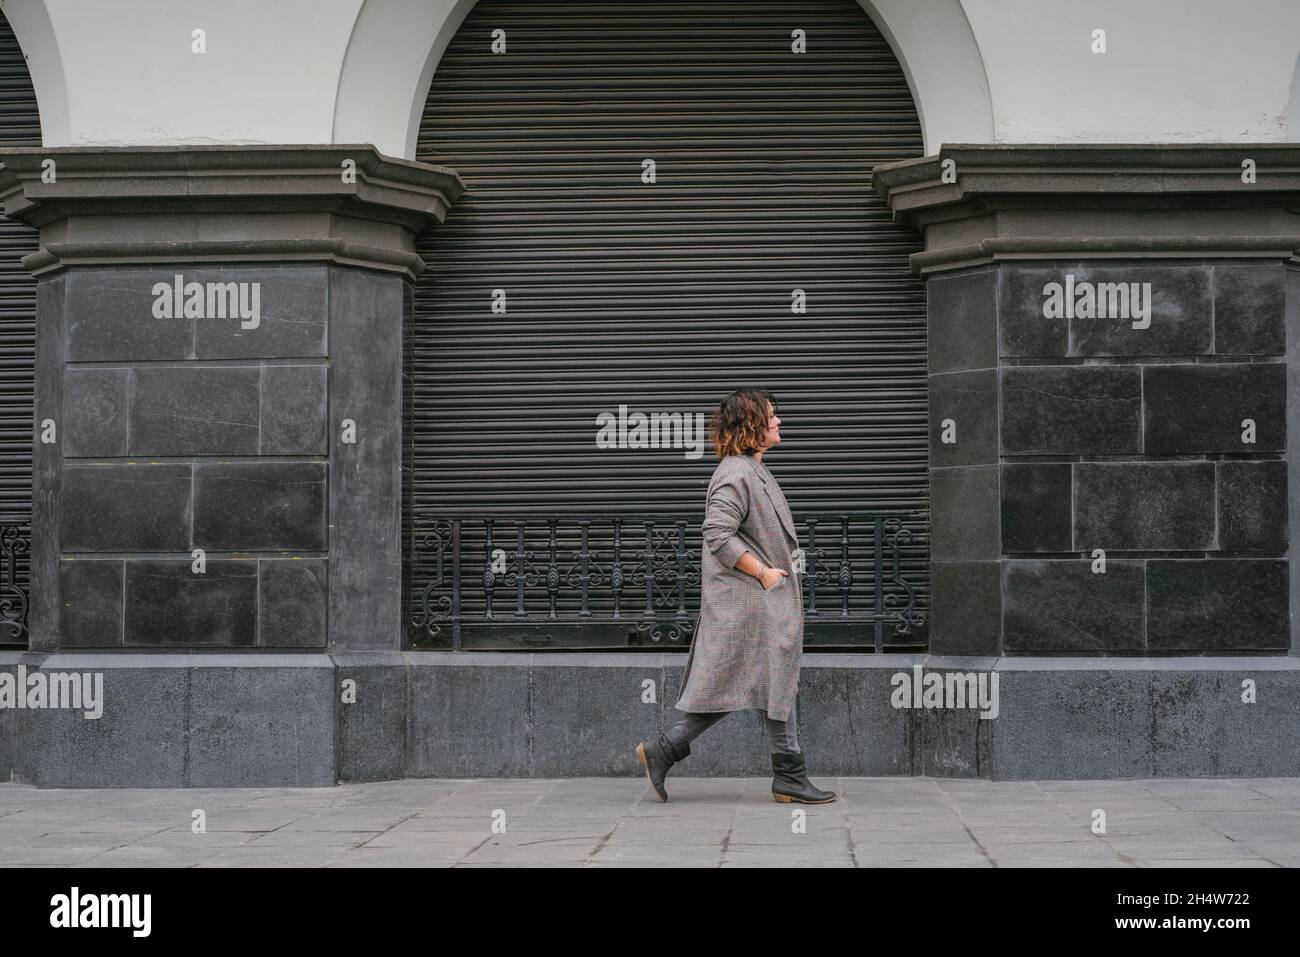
[637,736,685,802]
[769,751,837,804]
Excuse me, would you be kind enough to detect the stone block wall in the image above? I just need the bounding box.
[928,260,1291,655]
[42,264,404,649]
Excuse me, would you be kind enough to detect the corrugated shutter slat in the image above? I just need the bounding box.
[0,9,38,630]
[411,0,928,645]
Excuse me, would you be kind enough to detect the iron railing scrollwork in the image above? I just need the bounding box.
[410,512,925,651]
[0,524,30,643]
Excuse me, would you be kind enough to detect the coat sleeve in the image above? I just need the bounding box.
[702,464,751,569]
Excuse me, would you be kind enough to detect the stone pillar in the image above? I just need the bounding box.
[0,147,462,657]
[0,147,461,788]
[0,146,462,655]
[874,145,1300,659]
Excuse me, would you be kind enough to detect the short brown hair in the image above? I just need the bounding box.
[709,387,777,459]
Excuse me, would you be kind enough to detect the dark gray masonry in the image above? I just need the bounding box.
[1,144,1298,786]
[0,147,462,655]
[0,147,465,785]
[874,145,1300,665]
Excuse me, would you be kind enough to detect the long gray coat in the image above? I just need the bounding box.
[675,453,803,722]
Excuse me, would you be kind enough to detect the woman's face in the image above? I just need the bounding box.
[759,401,781,449]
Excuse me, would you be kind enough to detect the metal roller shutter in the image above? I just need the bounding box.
[0,10,38,646]
[411,0,928,649]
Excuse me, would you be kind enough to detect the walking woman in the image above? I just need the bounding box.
[636,387,836,804]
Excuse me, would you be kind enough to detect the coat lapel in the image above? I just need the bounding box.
[744,456,798,545]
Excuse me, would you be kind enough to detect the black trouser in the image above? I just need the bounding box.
[664,704,800,756]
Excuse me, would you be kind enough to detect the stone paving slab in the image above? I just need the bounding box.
[0,777,1296,867]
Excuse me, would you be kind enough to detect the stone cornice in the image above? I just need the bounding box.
[873,144,1300,226]
[872,145,1300,274]
[20,238,427,277]
[0,145,466,278]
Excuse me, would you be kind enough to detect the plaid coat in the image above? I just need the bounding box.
[674,453,803,722]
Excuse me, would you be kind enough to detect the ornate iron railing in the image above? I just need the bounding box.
[409,512,925,651]
[0,524,30,644]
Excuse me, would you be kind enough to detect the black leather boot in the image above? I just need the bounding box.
[771,750,837,804]
[636,733,690,802]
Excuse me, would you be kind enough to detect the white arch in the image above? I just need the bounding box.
[1287,48,1300,141]
[10,1,1300,153]
[2,0,994,156]
[333,0,476,159]
[3,0,68,146]
[333,0,991,159]
[854,0,993,153]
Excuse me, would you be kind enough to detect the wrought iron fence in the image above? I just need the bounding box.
[408,512,926,651]
[0,524,30,644]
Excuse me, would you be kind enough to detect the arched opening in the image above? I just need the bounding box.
[407,0,928,651]
[0,8,40,647]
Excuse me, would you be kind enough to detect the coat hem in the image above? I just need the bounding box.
[673,695,795,723]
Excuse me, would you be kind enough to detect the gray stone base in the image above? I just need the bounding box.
[2,651,1297,786]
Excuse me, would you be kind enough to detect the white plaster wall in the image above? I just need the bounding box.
[6,0,363,146]
[3,0,1297,157]
[962,0,1300,143]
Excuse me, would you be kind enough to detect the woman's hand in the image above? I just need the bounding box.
[733,550,788,589]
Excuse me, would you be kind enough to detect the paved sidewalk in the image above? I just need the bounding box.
[1,777,1297,867]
